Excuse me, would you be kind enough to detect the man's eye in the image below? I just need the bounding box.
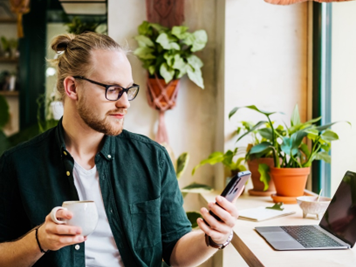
[107,87,120,94]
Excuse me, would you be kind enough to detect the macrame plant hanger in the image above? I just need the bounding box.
[10,0,30,38]
[145,0,185,145]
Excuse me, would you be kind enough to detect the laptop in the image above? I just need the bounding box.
[255,170,356,250]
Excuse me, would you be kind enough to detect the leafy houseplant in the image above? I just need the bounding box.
[191,148,247,184]
[229,104,348,199]
[134,21,207,88]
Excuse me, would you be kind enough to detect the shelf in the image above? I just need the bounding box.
[0,18,17,23]
[0,91,19,96]
[0,57,18,63]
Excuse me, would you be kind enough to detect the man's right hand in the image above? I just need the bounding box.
[38,209,86,251]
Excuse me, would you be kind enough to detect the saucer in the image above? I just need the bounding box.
[248,189,276,197]
[271,194,298,204]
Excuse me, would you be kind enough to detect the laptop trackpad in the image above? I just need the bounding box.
[259,229,304,250]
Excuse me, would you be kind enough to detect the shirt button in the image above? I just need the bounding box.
[63,151,67,156]
[75,244,80,250]
[108,154,112,159]
[66,171,70,176]
[110,209,113,213]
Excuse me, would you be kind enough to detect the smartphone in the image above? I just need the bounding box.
[207,170,251,222]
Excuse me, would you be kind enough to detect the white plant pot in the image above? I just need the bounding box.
[50,101,64,120]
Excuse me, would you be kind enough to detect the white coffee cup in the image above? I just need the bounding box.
[50,200,98,236]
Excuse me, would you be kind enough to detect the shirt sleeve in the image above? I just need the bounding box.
[159,148,192,265]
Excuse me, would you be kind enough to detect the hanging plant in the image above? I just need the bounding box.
[134,21,208,89]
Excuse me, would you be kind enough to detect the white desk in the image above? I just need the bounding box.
[199,191,356,267]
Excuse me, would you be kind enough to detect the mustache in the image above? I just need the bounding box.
[107,108,128,115]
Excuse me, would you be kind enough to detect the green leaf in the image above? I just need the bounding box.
[228,105,283,119]
[138,21,152,35]
[258,128,273,141]
[156,33,180,50]
[191,30,208,52]
[258,163,271,191]
[133,47,156,60]
[148,65,156,76]
[171,25,189,39]
[235,121,267,143]
[159,63,175,84]
[187,66,204,89]
[315,151,331,163]
[163,53,175,67]
[134,35,154,47]
[186,211,202,228]
[150,22,168,33]
[181,182,213,193]
[172,54,186,70]
[187,55,204,69]
[315,121,351,132]
[249,142,274,155]
[299,143,310,158]
[321,130,339,141]
[291,105,301,127]
[176,152,190,179]
[192,151,225,175]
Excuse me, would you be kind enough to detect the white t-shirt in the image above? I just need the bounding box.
[73,161,124,267]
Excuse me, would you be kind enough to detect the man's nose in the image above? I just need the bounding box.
[116,92,130,109]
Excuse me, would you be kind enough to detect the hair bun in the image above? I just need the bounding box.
[51,34,75,53]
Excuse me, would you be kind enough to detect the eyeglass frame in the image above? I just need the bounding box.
[73,76,140,101]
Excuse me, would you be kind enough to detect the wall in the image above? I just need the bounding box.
[331,1,356,195]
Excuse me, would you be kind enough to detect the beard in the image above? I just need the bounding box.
[77,97,125,136]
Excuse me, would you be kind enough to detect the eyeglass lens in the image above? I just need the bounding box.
[106,86,139,101]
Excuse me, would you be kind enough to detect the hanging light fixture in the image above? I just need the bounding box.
[59,0,106,15]
[265,0,352,4]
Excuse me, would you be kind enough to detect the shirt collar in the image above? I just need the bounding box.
[55,118,115,161]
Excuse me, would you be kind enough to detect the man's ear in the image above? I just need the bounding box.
[63,76,78,100]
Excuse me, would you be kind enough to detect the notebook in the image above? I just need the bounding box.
[255,170,356,250]
[239,206,295,222]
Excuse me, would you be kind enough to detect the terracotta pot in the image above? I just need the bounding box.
[270,167,310,197]
[247,158,276,195]
[147,78,180,110]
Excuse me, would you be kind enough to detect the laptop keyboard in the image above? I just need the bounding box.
[281,225,343,248]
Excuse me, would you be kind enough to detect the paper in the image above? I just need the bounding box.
[238,206,295,222]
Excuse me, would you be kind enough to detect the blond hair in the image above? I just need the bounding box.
[49,32,123,98]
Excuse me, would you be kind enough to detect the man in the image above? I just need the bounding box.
[0,32,239,267]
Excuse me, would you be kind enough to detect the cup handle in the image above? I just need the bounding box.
[50,206,68,224]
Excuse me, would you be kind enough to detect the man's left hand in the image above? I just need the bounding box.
[197,195,239,245]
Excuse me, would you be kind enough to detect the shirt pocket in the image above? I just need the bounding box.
[129,197,161,249]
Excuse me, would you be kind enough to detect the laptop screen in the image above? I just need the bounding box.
[320,171,356,247]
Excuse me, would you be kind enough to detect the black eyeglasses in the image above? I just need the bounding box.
[73,76,140,101]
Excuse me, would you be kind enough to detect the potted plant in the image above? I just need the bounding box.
[134,20,207,91]
[191,148,247,186]
[134,21,207,144]
[233,121,277,196]
[229,104,348,203]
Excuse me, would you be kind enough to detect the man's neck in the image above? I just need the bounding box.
[62,113,104,170]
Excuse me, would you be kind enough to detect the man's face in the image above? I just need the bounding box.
[76,49,133,136]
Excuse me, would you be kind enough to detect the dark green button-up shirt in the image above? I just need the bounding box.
[0,121,191,267]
